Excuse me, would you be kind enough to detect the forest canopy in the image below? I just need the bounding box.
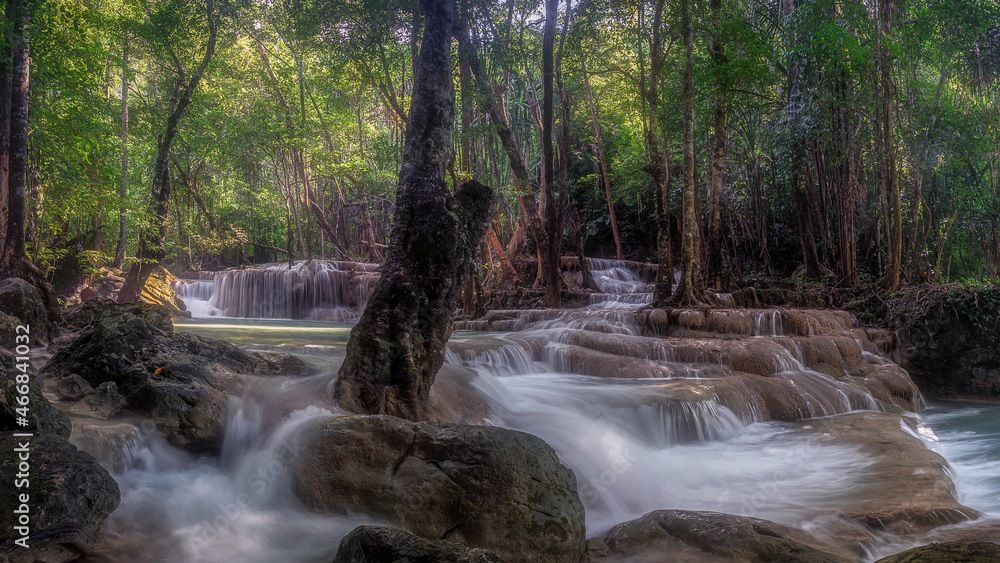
[4,0,1000,294]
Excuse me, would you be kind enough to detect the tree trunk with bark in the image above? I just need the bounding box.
[706,0,727,288]
[119,0,218,303]
[335,0,496,421]
[667,0,711,307]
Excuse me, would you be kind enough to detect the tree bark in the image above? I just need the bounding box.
[118,0,218,303]
[706,0,727,288]
[1,0,30,274]
[113,30,129,269]
[0,21,10,254]
[335,0,496,421]
[486,227,522,285]
[666,0,710,307]
[541,0,561,307]
[877,0,901,291]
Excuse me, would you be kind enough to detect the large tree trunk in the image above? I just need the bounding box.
[0,0,30,274]
[335,0,496,421]
[667,0,710,307]
[118,0,218,303]
[113,31,129,270]
[0,0,57,321]
[0,24,10,253]
[640,0,673,305]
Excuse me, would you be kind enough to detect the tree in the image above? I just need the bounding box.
[666,0,711,306]
[541,0,561,307]
[112,29,129,270]
[118,0,219,303]
[334,0,495,421]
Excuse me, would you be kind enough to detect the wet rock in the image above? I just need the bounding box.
[333,525,505,563]
[0,434,120,561]
[69,382,126,420]
[50,373,94,401]
[805,412,980,536]
[1,348,70,438]
[43,304,313,451]
[580,537,610,562]
[880,284,1000,400]
[602,510,846,563]
[68,420,141,473]
[427,363,494,424]
[0,277,50,345]
[294,415,586,563]
[875,541,1000,562]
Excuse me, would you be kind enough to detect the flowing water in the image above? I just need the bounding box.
[80,262,1000,561]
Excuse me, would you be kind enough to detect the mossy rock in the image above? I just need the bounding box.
[43,308,312,451]
[875,541,1000,562]
[0,348,71,438]
[0,277,50,345]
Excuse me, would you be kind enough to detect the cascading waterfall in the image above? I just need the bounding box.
[172,260,379,321]
[78,257,1000,561]
[588,259,656,308]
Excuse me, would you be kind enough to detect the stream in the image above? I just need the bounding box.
[76,262,1000,562]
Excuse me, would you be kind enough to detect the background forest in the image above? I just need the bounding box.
[4,0,1000,296]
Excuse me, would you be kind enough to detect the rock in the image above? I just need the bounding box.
[888,284,1000,400]
[50,373,95,401]
[0,434,120,560]
[875,541,1000,562]
[0,311,21,348]
[602,510,846,563]
[78,266,190,317]
[69,382,126,420]
[580,537,610,562]
[68,420,141,473]
[43,304,313,451]
[294,415,586,563]
[332,526,506,563]
[1,348,71,438]
[805,412,980,536]
[0,277,50,345]
[65,297,174,332]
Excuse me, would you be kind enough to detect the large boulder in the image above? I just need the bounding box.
[78,266,189,317]
[0,348,70,438]
[602,510,846,563]
[0,278,50,345]
[884,284,1000,400]
[333,526,505,563]
[875,541,1000,562]
[294,415,586,563]
[0,434,121,562]
[0,339,119,562]
[43,302,312,451]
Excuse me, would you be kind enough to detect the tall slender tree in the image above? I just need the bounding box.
[118,0,219,303]
[667,0,711,306]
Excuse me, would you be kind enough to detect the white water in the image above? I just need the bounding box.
[173,260,379,321]
[83,261,1000,560]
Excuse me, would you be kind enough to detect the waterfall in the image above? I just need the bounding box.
[172,260,379,320]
